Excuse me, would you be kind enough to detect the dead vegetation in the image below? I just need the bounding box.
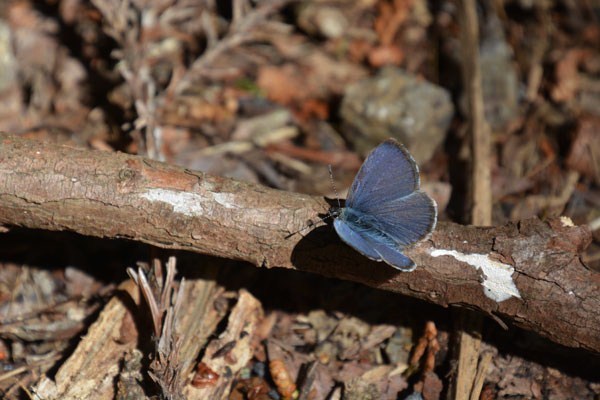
[0,1,599,399]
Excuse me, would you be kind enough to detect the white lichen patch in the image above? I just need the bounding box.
[430,249,521,302]
[560,216,574,227]
[140,189,205,216]
[213,192,237,209]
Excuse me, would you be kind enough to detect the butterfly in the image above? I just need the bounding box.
[331,139,437,271]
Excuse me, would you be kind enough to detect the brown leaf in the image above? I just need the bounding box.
[552,49,592,102]
[368,45,404,67]
[257,64,311,106]
[191,362,220,388]
[566,115,600,184]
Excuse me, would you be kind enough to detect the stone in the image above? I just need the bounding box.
[340,67,454,164]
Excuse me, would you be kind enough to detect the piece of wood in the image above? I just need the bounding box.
[31,265,224,400]
[184,290,263,399]
[455,0,493,398]
[0,133,597,353]
[32,280,141,400]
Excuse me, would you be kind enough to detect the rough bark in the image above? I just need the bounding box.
[0,133,597,353]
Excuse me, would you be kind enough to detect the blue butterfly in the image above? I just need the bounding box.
[332,139,437,271]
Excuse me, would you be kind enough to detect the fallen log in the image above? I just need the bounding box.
[0,133,597,352]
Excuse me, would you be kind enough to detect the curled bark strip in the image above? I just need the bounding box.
[0,133,597,353]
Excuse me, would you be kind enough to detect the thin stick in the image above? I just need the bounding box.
[453,1,493,399]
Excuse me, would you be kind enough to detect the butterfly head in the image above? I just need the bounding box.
[327,204,344,221]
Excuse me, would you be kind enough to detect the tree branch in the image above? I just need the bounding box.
[0,133,597,353]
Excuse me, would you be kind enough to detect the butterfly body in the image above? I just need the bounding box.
[333,139,437,271]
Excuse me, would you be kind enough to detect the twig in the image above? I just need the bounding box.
[454,1,493,399]
[176,0,293,93]
[129,257,191,399]
[470,352,493,400]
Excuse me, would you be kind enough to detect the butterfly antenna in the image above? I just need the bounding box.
[286,165,341,239]
[328,165,341,209]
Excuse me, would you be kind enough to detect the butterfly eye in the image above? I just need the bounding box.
[328,207,341,218]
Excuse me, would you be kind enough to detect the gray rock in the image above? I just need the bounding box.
[0,22,17,93]
[340,67,454,164]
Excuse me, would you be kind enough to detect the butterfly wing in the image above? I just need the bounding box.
[334,218,416,271]
[333,218,381,260]
[346,139,420,211]
[358,190,437,248]
[367,238,416,271]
